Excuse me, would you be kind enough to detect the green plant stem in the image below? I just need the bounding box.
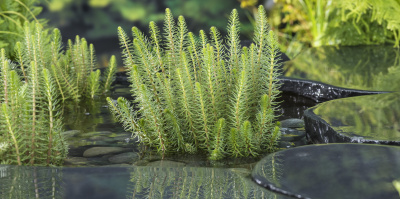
[2,104,21,165]
[176,68,198,147]
[14,0,40,24]
[195,82,211,150]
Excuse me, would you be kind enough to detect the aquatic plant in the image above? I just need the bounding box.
[0,47,67,166]
[108,5,282,160]
[0,0,47,59]
[0,20,117,165]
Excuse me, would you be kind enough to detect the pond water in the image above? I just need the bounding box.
[0,165,291,199]
[4,44,399,199]
[0,76,314,199]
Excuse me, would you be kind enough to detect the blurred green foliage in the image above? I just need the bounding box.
[39,0,400,60]
[0,0,47,59]
[268,0,400,58]
[164,0,252,34]
[41,0,164,39]
[39,0,254,40]
[394,180,400,197]
[284,45,400,91]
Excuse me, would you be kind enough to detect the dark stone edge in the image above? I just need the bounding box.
[252,174,311,199]
[279,77,388,102]
[304,107,400,145]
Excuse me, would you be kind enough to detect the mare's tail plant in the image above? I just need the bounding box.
[108,5,282,160]
[0,48,67,166]
[0,20,117,165]
[0,0,47,59]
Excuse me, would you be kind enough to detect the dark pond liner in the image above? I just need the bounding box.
[279,77,387,102]
[251,144,400,199]
[304,106,400,146]
[304,93,400,146]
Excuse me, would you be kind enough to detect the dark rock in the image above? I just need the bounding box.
[252,144,400,199]
[277,92,318,120]
[83,147,131,157]
[85,155,115,166]
[304,92,400,145]
[279,77,384,102]
[64,157,88,166]
[108,152,139,164]
[280,128,306,142]
[280,118,304,128]
[278,141,295,149]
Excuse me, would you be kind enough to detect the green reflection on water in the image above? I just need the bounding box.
[285,45,400,91]
[0,165,284,199]
[127,167,279,199]
[0,165,64,198]
[63,99,105,133]
[313,92,400,141]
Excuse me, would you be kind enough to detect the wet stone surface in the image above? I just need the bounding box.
[252,144,400,199]
[108,152,139,164]
[280,118,305,128]
[83,147,132,157]
[64,157,88,166]
[64,129,136,166]
[280,128,306,142]
[304,92,400,145]
[278,118,308,149]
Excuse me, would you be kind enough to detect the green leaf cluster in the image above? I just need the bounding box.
[0,0,46,59]
[13,22,117,103]
[0,47,67,166]
[331,0,400,47]
[108,6,282,160]
[269,0,400,56]
[0,21,117,165]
